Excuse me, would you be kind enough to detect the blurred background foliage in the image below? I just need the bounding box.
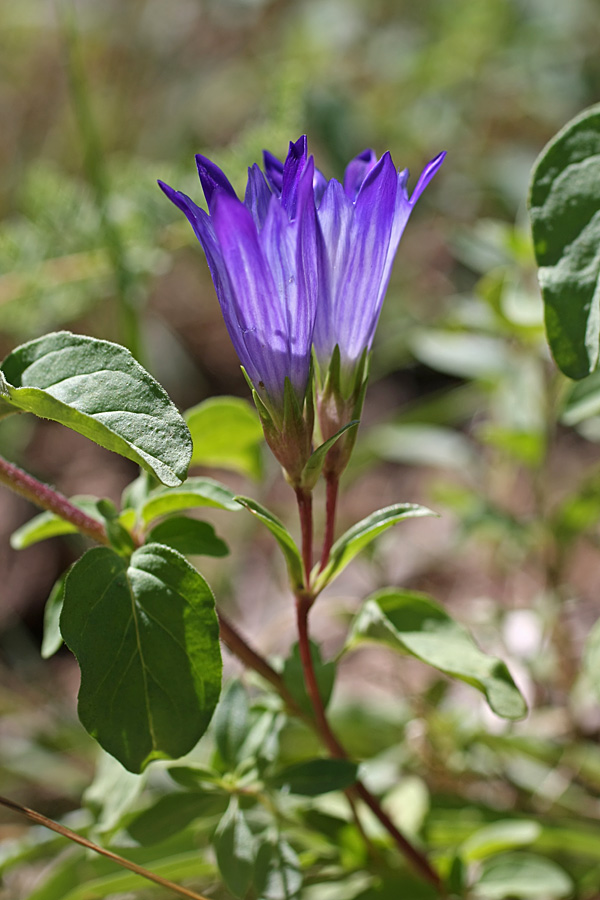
[3,0,600,898]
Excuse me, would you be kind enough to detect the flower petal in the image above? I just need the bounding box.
[281,136,308,219]
[410,150,446,206]
[244,163,272,229]
[157,179,233,312]
[211,190,292,405]
[195,154,237,210]
[257,156,318,400]
[262,149,284,196]
[343,148,378,201]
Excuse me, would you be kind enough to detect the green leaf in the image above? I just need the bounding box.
[529,102,600,379]
[186,395,264,480]
[270,758,358,796]
[84,750,145,836]
[41,572,68,659]
[60,543,222,772]
[301,421,359,490]
[315,504,436,592]
[147,517,228,557]
[10,496,103,549]
[127,790,228,845]
[214,798,255,898]
[140,476,241,526]
[583,617,600,700]
[214,680,250,767]
[561,368,600,425]
[254,838,303,900]
[282,641,336,716]
[236,496,304,590]
[473,853,573,899]
[0,331,192,485]
[461,820,541,863]
[347,589,527,720]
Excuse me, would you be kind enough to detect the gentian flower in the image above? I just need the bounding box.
[158,137,317,419]
[262,144,446,384]
[159,137,445,485]
[158,137,319,484]
[262,142,445,479]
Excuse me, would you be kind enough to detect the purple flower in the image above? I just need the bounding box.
[158,137,318,418]
[314,147,446,379]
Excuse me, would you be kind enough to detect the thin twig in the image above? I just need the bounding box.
[0,795,210,900]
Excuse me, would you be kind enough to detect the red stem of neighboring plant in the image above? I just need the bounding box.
[319,474,339,571]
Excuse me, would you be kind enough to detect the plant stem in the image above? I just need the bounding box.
[292,494,443,893]
[0,795,210,900]
[0,457,442,892]
[0,454,109,546]
[295,486,313,587]
[319,474,339,571]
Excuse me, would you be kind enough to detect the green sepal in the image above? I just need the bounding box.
[235,495,304,590]
[301,420,359,490]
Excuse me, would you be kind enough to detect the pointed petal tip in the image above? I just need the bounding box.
[410,150,446,205]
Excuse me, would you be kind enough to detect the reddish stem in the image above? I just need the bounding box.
[319,474,339,571]
[295,487,313,587]
[0,454,109,546]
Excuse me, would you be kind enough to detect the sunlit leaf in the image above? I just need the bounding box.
[315,504,436,592]
[529,102,600,379]
[140,477,241,526]
[347,589,527,719]
[473,853,573,899]
[0,332,192,485]
[186,395,264,480]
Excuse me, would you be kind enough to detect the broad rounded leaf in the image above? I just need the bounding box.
[186,395,264,480]
[474,853,573,899]
[529,103,600,379]
[315,503,436,592]
[0,332,192,486]
[347,589,527,720]
[270,758,359,796]
[141,477,241,526]
[236,496,304,590]
[60,543,222,772]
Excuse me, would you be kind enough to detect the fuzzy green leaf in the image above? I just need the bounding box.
[60,543,222,772]
[0,332,192,485]
[214,799,255,898]
[529,103,600,379]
